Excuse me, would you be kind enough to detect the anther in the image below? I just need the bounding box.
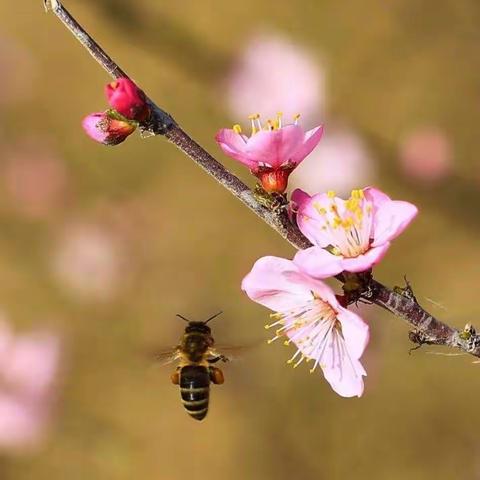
[233,124,242,134]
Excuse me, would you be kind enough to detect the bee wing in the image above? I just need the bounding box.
[151,346,181,366]
[208,343,259,362]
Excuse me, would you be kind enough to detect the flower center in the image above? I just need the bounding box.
[264,293,340,373]
[313,189,373,258]
[232,112,301,137]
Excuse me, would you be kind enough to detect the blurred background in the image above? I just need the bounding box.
[0,0,479,478]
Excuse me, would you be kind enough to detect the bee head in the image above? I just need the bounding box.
[185,321,211,335]
[176,312,222,334]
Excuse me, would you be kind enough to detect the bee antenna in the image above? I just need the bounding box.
[176,314,191,323]
[204,311,223,324]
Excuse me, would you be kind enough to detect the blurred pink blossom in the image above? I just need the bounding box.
[292,187,418,276]
[399,127,453,184]
[0,320,60,451]
[51,222,125,301]
[0,33,36,106]
[289,128,375,196]
[225,32,326,123]
[242,256,369,397]
[2,138,70,219]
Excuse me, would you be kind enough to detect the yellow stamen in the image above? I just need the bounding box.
[293,113,301,125]
[248,113,260,135]
[233,124,242,134]
[277,112,283,128]
[327,190,336,198]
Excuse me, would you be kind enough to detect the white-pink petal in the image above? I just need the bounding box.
[214,129,257,169]
[242,256,338,311]
[244,124,304,168]
[290,125,324,165]
[371,200,418,247]
[338,243,391,273]
[293,246,344,278]
[321,348,367,398]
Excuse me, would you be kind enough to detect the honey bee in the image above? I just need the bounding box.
[156,312,230,421]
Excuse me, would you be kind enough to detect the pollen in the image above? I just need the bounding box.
[327,190,336,198]
[233,124,242,134]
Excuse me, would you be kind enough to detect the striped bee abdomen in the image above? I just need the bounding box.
[179,365,210,421]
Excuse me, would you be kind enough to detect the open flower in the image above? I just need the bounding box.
[242,256,369,397]
[293,187,418,277]
[215,114,323,193]
[105,78,149,122]
[82,111,136,146]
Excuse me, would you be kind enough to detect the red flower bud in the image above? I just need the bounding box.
[255,167,291,194]
[105,78,149,121]
[82,111,136,146]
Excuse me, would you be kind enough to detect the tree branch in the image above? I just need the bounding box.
[44,0,480,359]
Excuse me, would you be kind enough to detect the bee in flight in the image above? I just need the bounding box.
[156,312,229,421]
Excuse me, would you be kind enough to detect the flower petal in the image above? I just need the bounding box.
[291,188,311,211]
[298,192,353,248]
[371,201,418,247]
[294,246,344,278]
[245,124,304,168]
[242,256,338,311]
[339,243,391,273]
[290,125,324,165]
[215,129,256,168]
[321,348,367,398]
[336,307,370,359]
[363,186,391,210]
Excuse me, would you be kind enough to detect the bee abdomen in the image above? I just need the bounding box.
[179,365,210,421]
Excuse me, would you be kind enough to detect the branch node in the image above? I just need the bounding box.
[393,275,417,302]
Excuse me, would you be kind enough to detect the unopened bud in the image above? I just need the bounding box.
[105,78,149,122]
[82,111,136,146]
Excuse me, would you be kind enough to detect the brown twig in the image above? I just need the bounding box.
[44,0,480,358]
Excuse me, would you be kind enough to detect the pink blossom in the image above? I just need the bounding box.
[0,320,60,451]
[399,127,453,184]
[51,222,125,301]
[289,128,376,196]
[242,256,369,397]
[293,187,418,277]
[0,34,36,106]
[2,138,70,219]
[215,115,323,193]
[82,111,136,146]
[225,32,326,123]
[105,78,149,122]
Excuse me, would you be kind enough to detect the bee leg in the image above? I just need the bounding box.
[209,367,224,385]
[208,355,229,364]
[170,369,180,385]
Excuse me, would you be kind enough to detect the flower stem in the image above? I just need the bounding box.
[44,0,480,359]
